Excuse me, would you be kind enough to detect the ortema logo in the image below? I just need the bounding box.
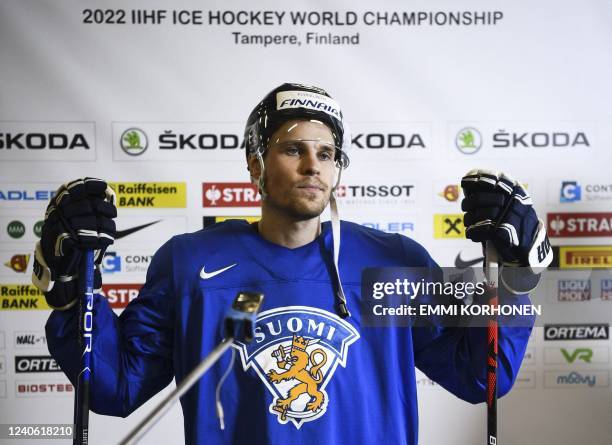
[335,184,415,207]
[202,183,260,207]
[548,212,612,237]
[16,381,74,397]
[110,182,186,208]
[544,347,609,365]
[434,214,465,238]
[557,279,591,302]
[203,216,260,228]
[3,254,30,273]
[112,122,244,161]
[544,324,609,341]
[102,284,142,309]
[544,371,609,388]
[0,122,95,161]
[0,285,49,310]
[553,246,612,268]
[15,356,60,373]
[14,331,47,348]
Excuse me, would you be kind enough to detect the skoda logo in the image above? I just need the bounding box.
[455,127,482,155]
[120,128,148,156]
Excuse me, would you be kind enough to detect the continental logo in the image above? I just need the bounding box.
[203,216,260,229]
[433,214,465,239]
[109,182,186,208]
[0,285,49,310]
[551,246,612,268]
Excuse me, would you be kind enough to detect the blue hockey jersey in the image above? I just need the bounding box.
[46,220,533,444]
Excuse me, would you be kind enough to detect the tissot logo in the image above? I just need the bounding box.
[0,122,96,161]
[548,212,612,237]
[336,184,414,198]
[202,183,260,207]
[544,324,609,341]
[15,355,60,373]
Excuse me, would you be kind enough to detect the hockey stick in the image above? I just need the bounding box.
[484,241,499,445]
[74,250,95,445]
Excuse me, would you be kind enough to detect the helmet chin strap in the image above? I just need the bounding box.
[330,165,350,318]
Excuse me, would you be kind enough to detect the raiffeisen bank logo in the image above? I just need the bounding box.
[455,128,482,155]
[120,128,148,156]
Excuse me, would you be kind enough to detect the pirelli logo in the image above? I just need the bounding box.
[551,246,612,268]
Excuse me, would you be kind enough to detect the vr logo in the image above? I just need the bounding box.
[561,348,592,363]
[101,252,121,273]
[560,181,581,203]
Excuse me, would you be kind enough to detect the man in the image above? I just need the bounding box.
[33,83,552,444]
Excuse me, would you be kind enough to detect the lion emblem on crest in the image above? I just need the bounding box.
[267,334,328,420]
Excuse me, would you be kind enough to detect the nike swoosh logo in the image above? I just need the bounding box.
[115,220,161,240]
[200,263,237,279]
[455,253,484,269]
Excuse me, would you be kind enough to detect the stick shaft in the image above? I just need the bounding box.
[484,241,498,445]
[74,250,95,445]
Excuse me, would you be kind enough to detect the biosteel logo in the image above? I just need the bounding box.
[202,183,260,207]
[547,212,612,237]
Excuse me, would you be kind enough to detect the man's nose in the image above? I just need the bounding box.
[299,146,321,175]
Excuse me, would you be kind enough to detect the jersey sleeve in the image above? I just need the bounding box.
[401,237,534,404]
[45,238,176,417]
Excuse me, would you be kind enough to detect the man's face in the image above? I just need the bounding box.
[251,119,337,220]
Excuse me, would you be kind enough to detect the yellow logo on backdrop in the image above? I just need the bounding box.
[110,182,186,208]
[203,215,260,228]
[433,214,465,239]
[0,285,49,310]
[560,246,612,269]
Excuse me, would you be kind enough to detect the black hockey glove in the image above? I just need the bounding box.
[461,169,553,293]
[31,178,116,309]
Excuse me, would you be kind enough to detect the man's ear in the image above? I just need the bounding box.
[248,155,261,184]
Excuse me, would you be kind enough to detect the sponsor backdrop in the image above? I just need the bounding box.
[1,1,611,444]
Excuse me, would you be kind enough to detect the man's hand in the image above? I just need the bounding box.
[31,178,117,309]
[461,169,553,281]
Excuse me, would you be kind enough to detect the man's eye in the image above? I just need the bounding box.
[318,151,333,161]
[285,146,300,155]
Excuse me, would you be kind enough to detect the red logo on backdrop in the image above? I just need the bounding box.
[202,183,260,207]
[102,284,142,308]
[547,212,612,237]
